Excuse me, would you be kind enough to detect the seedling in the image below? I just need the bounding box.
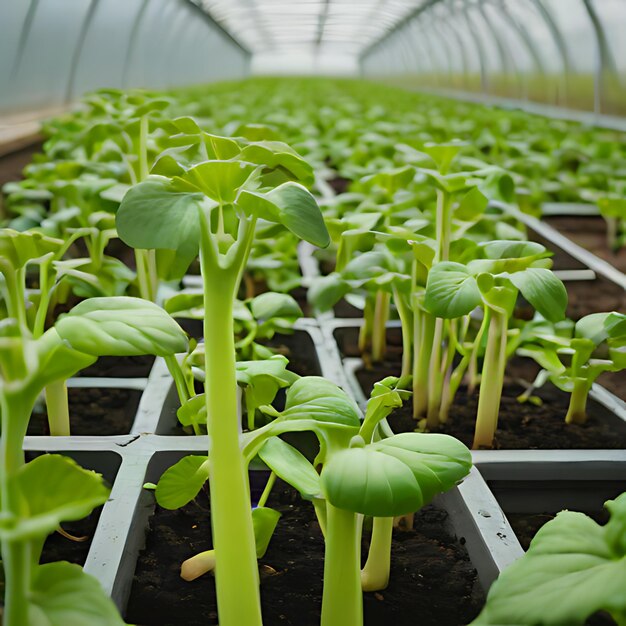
[116,130,329,626]
[0,296,187,624]
[518,312,626,424]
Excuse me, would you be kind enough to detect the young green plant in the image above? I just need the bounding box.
[116,131,329,626]
[0,296,187,625]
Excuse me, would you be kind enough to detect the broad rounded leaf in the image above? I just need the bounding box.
[0,455,109,542]
[308,274,350,313]
[182,160,257,203]
[456,186,488,221]
[254,182,330,248]
[472,493,626,625]
[425,262,481,318]
[238,142,314,185]
[258,437,321,499]
[250,292,302,320]
[29,562,126,625]
[509,268,567,323]
[56,297,188,357]
[321,433,471,517]
[156,455,209,509]
[282,377,361,427]
[0,229,64,271]
[116,177,202,264]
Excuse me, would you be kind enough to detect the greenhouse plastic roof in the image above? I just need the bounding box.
[195,0,425,53]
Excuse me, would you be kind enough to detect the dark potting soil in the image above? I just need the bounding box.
[77,354,155,378]
[334,326,404,359]
[39,505,103,567]
[545,215,626,275]
[264,331,322,378]
[326,175,352,195]
[125,483,483,626]
[354,360,626,449]
[28,387,142,436]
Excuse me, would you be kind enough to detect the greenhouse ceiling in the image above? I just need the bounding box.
[0,0,625,117]
[196,0,424,54]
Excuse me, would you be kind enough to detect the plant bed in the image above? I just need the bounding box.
[77,355,155,379]
[333,325,403,359]
[27,386,143,436]
[544,215,626,275]
[125,482,484,626]
[562,276,626,319]
[345,357,626,450]
[36,450,121,565]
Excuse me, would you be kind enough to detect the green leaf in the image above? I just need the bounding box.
[239,182,329,248]
[282,377,361,427]
[156,455,209,510]
[182,160,257,203]
[308,274,350,313]
[424,262,482,318]
[455,187,488,221]
[177,394,206,428]
[55,297,188,357]
[0,229,64,272]
[238,142,314,185]
[252,507,281,558]
[250,292,302,320]
[258,437,321,499]
[0,455,109,542]
[28,562,126,625]
[115,177,202,267]
[321,433,471,517]
[598,197,626,219]
[508,268,567,323]
[472,493,626,626]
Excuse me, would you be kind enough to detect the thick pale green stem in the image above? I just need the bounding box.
[435,189,452,263]
[468,311,490,395]
[321,504,363,626]
[2,267,27,330]
[473,308,508,449]
[413,308,435,419]
[199,212,262,626]
[361,516,393,591]
[1,391,33,626]
[565,378,590,425]
[371,290,390,364]
[426,317,445,429]
[440,353,470,422]
[45,379,70,436]
[359,295,375,356]
[392,287,413,378]
[134,248,159,303]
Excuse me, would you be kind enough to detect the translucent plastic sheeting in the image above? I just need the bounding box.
[361,0,626,117]
[0,0,250,115]
[197,0,427,72]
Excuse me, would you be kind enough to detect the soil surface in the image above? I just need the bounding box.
[354,357,626,449]
[78,355,155,378]
[28,387,142,436]
[264,331,322,378]
[545,215,626,274]
[39,506,103,567]
[126,482,483,626]
[338,322,625,403]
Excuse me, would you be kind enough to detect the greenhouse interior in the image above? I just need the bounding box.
[1,1,626,625]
